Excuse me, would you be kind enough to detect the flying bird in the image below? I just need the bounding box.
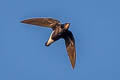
[21,18,76,69]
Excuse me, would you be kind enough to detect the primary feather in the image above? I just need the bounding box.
[63,31,76,69]
[21,18,61,29]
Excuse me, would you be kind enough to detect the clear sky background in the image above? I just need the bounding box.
[0,0,120,80]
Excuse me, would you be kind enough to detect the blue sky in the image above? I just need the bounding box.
[0,0,120,80]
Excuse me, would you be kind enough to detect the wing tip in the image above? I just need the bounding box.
[21,20,31,25]
[71,63,75,70]
[21,20,24,23]
[21,20,27,23]
[70,54,76,70]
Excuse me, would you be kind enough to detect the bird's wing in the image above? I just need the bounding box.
[63,31,76,69]
[21,18,61,29]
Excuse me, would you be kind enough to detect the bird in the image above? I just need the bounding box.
[21,18,76,69]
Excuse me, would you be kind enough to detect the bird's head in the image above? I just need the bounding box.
[63,23,70,30]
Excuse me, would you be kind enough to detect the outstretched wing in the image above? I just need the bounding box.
[63,30,76,69]
[21,18,61,29]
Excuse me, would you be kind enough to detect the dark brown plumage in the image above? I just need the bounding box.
[21,18,76,69]
[21,18,60,30]
[62,31,76,69]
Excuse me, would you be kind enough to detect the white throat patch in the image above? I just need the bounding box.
[46,31,54,45]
